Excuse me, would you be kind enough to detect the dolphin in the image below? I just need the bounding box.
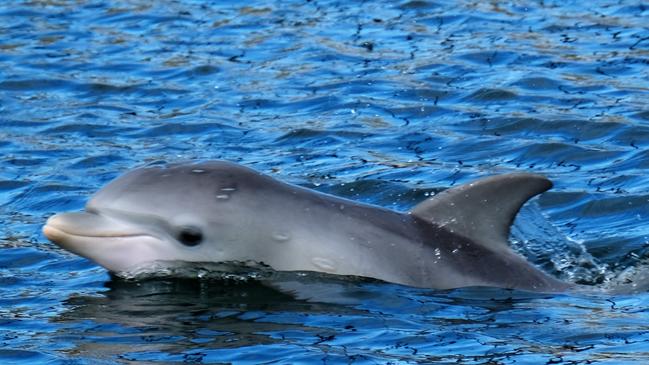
[43,161,571,292]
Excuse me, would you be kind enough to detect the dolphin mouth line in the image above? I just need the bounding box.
[43,224,152,239]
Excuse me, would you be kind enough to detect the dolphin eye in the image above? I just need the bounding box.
[177,226,203,247]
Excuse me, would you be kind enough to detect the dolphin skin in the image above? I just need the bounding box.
[43,161,570,292]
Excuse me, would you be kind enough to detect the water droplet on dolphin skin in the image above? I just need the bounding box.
[271,232,291,242]
[432,247,442,264]
[215,186,237,201]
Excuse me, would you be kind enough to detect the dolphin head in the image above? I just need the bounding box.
[43,161,270,274]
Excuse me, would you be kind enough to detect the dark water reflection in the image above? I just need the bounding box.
[2,0,649,363]
[48,276,649,364]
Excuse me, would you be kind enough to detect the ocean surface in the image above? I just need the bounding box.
[1,0,649,363]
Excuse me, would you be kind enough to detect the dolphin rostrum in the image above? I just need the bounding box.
[43,161,570,292]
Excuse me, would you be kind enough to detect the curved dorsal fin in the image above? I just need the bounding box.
[409,173,552,251]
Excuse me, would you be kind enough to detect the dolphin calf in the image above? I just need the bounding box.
[43,161,570,292]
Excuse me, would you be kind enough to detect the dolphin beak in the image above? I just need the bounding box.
[43,211,150,250]
[43,211,167,273]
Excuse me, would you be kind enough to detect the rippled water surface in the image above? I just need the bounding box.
[2,0,649,363]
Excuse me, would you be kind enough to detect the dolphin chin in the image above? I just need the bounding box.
[43,160,572,292]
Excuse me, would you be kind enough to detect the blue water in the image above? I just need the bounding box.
[2,0,649,363]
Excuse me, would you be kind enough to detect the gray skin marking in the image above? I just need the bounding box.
[43,161,571,292]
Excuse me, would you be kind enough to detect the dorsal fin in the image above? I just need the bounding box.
[409,173,552,251]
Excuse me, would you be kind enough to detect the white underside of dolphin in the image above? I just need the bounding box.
[43,161,570,292]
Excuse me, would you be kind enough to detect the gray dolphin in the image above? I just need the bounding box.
[43,161,570,292]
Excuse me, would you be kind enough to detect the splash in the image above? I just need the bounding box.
[114,260,275,282]
[511,203,607,286]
